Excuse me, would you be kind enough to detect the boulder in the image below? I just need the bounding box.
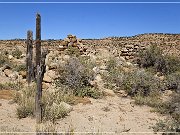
[59,102,73,113]
[67,34,74,38]
[64,38,70,42]
[119,56,126,62]
[19,71,26,79]
[99,65,108,70]
[126,62,133,66]
[103,89,116,97]
[8,71,19,81]
[68,42,73,47]
[61,40,69,46]
[77,38,82,43]
[47,70,58,80]
[4,69,13,77]
[43,73,52,83]
[63,55,70,61]
[116,90,128,97]
[71,37,77,43]
[42,82,50,90]
[121,48,128,53]
[92,67,100,74]
[8,55,14,60]
[0,75,10,84]
[49,63,58,70]
[126,45,134,48]
[20,54,26,58]
[0,64,11,71]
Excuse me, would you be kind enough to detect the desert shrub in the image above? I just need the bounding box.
[102,58,124,90]
[121,69,164,97]
[14,85,35,118]
[159,93,180,121]
[103,58,164,96]
[152,93,180,134]
[75,87,102,99]
[14,84,72,122]
[138,45,180,74]
[134,94,163,108]
[0,82,23,91]
[41,91,71,122]
[14,64,26,72]
[138,45,162,68]
[153,119,180,134]
[166,72,180,92]
[64,46,81,57]
[0,52,10,67]
[12,48,22,59]
[106,57,117,72]
[155,55,180,75]
[36,122,58,135]
[56,57,92,89]
[79,55,96,71]
[55,57,100,98]
[16,99,35,118]
[42,102,68,123]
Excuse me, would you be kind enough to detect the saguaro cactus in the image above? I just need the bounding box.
[36,13,41,67]
[35,13,42,123]
[26,30,33,85]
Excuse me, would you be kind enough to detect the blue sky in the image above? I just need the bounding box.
[0,2,180,39]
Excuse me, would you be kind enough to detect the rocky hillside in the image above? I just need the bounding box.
[0,33,180,134]
[0,33,180,61]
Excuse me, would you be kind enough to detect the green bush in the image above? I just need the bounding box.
[14,64,26,72]
[14,84,72,122]
[75,87,102,99]
[106,57,117,72]
[14,85,35,118]
[134,94,163,108]
[64,46,81,57]
[155,55,180,74]
[152,93,180,133]
[42,102,68,123]
[153,119,180,134]
[166,72,180,92]
[121,69,164,97]
[36,122,58,135]
[12,48,22,59]
[16,99,34,118]
[0,82,22,91]
[138,45,180,74]
[102,57,124,90]
[0,53,10,67]
[55,57,97,98]
[138,45,162,68]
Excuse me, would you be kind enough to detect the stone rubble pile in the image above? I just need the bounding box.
[61,34,87,52]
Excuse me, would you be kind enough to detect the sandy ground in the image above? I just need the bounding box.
[0,94,165,135]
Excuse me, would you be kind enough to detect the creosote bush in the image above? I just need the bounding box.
[152,93,180,133]
[102,57,124,90]
[0,52,10,67]
[14,84,72,122]
[55,56,101,98]
[0,82,23,91]
[121,70,164,96]
[12,48,22,59]
[138,45,162,68]
[166,72,180,92]
[13,64,26,72]
[64,46,81,57]
[36,122,57,135]
[138,45,180,74]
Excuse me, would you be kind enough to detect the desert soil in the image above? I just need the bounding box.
[0,90,165,135]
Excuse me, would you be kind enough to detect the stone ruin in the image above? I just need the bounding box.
[60,34,87,53]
